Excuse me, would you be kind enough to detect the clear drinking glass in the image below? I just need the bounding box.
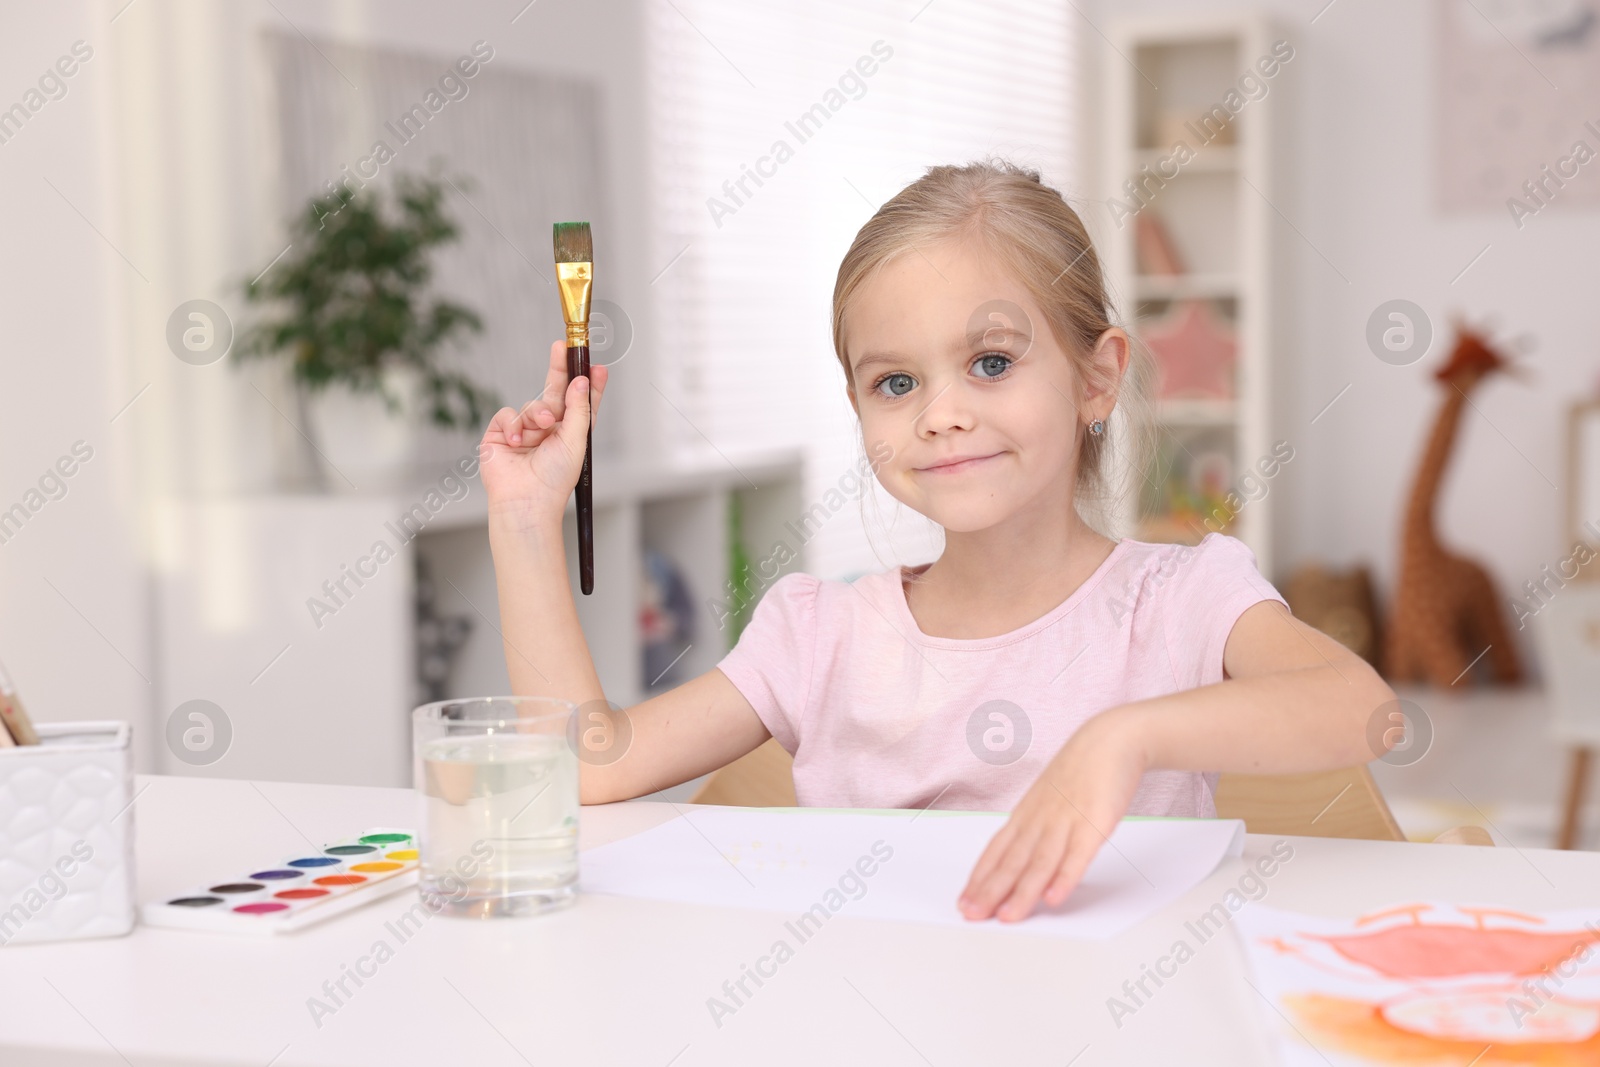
[412,696,579,917]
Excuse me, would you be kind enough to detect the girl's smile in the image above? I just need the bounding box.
[915,450,1006,474]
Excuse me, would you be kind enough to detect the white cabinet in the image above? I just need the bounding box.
[153,497,416,787]
[153,450,804,787]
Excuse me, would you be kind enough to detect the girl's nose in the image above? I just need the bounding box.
[913,380,977,437]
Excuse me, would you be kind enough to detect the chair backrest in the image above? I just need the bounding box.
[692,740,1406,842]
[1210,765,1405,841]
[1532,583,1600,746]
[690,738,797,807]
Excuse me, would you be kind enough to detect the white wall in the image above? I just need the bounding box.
[0,2,152,764]
[1084,0,1600,676]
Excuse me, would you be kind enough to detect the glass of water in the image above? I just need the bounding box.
[412,696,579,917]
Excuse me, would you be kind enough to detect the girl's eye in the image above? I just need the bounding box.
[974,353,1013,380]
[874,372,916,398]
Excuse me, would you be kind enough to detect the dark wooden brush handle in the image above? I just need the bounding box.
[567,343,594,595]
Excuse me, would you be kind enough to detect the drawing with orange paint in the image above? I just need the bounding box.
[1236,902,1600,1065]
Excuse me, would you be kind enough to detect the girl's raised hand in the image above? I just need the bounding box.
[479,340,610,532]
[957,711,1148,922]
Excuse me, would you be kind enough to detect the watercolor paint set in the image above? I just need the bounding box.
[141,828,419,935]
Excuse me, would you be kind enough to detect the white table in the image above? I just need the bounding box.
[1,775,1597,1066]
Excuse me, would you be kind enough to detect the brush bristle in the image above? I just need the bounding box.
[553,221,592,264]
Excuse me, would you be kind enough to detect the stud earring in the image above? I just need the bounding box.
[1089,419,1105,437]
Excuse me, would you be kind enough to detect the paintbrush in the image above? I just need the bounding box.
[0,658,38,745]
[554,221,595,595]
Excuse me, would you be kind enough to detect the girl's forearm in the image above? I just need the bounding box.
[487,516,605,707]
[1109,663,1393,777]
[488,516,764,807]
[488,519,634,807]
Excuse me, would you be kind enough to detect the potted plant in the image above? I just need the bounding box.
[238,171,497,491]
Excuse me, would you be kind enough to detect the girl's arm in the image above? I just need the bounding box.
[957,600,1395,922]
[483,341,770,804]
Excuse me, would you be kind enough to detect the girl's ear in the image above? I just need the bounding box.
[1084,328,1130,411]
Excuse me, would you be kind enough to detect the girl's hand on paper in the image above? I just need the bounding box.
[958,710,1147,922]
[480,340,609,532]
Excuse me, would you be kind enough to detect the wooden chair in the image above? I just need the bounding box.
[690,740,1493,846]
[1529,578,1600,850]
[1213,766,1403,841]
[690,738,797,807]
[1544,407,1600,850]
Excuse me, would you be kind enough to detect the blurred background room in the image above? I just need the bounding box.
[4,0,1600,847]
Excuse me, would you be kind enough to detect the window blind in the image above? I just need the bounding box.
[646,0,1079,577]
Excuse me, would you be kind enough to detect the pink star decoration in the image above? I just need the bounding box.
[1140,300,1237,400]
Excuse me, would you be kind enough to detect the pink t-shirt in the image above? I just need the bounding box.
[714,532,1287,817]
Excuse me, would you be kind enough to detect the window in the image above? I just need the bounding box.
[647,1,1079,575]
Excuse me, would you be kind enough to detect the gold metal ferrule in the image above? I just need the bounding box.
[556,261,592,347]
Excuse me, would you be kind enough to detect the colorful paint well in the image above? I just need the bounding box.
[140,827,419,936]
[313,874,367,887]
[275,888,329,900]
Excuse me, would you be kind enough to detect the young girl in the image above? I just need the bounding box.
[480,161,1394,924]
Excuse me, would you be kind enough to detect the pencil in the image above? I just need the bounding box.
[0,658,39,745]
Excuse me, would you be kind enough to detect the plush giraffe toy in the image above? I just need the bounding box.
[1384,326,1525,687]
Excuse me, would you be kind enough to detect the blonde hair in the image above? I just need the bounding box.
[831,159,1154,536]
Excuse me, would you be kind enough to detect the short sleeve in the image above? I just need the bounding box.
[1160,532,1287,687]
[713,572,819,754]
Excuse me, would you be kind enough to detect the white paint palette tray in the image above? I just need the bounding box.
[141,827,419,935]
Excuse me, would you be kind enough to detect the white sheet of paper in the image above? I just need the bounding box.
[580,808,1245,940]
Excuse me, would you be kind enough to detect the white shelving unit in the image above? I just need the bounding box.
[1102,14,1292,577]
[153,449,805,788]
[417,448,806,709]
